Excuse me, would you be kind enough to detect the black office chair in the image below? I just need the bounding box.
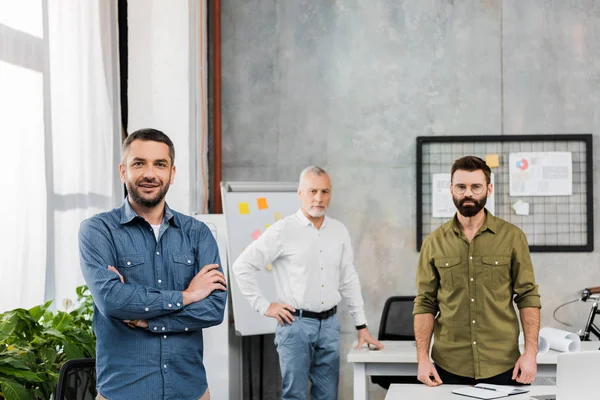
[55,358,96,400]
[371,296,419,389]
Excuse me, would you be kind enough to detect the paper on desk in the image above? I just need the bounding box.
[539,327,581,352]
[518,332,549,355]
[451,386,507,399]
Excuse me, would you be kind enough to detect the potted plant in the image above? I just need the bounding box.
[0,286,95,400]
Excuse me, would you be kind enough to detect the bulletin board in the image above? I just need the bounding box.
[416,134,593,252]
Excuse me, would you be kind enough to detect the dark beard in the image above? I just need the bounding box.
[127,179,170,208]
[453,195,487,217]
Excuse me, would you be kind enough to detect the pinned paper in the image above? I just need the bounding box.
[257,197,269,210]
[512,200,530,216]
[238,202,250,215]
[274,212,282,221]
[486,154,500,168]
[265,224,271,230]
[265,264,272,271]
[251,230,261,241]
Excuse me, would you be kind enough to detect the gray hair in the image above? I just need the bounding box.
[298,165,328,186]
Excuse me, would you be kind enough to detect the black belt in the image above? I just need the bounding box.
[292,306,337,320]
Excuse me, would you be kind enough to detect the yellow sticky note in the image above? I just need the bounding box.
[257,197,269,210]
[265,224,271,230]
[274,212,282,221]
[485,154,500,168]
[238,202,250,214]
[265,264,272,271]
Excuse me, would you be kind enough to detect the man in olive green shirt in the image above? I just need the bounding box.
[414,156,541,387]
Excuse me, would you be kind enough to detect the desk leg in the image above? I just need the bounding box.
[353,362,368,400]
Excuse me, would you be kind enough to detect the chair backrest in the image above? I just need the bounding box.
[377,296,416,341]
[55,358,96,400]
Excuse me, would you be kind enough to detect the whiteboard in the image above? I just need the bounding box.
[221,182,299,336]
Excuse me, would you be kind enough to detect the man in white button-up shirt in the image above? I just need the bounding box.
[232,166,383,400]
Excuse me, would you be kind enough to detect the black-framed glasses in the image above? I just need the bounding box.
[453,183,486,195]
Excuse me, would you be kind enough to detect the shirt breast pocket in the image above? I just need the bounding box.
[172,253,196,290]
[117,254,145,283]
[482,256,511,290]
[434,257,462,291]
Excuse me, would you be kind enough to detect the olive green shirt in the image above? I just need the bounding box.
[413,210,541,379]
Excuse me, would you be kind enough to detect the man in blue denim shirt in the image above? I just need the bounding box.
[79,129,227,400]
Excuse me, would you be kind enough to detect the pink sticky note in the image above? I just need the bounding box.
[251,230,261,241]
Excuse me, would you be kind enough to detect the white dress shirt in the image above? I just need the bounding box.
[232,209,367,326]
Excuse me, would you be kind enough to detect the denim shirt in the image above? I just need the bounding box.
[79,199,226,400]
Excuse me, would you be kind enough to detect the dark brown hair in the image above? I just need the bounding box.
[451,156,491,185]
[122,128,175,165]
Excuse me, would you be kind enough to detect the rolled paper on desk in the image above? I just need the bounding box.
[518,332,550,355]
[539,327,581,352]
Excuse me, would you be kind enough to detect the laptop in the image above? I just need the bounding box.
[531,350,600,399]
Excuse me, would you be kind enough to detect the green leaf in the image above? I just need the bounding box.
[0,314,19,339]
[52,312,73,331]
[43,328,65,340]
[0,354,29,370]
[28,301,52,322]
[0,367,43,382]
[0,378,31,400]
[62,341,85,360]
[38,347,58,366]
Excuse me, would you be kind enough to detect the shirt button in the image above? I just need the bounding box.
[470,278,474,281]
[185,327,189,331]
[472,320,476,324]
[187,260,192,264]
[176,303,181,307]
[163,335,167,339]
[145,307,149,312]
[168,304,172,308]
[153,327,157,331]
[158,279,162,284]
[445,263,449,266]
[321,285,324,287]
[469,256,473,260]
[321,302,324,304]
[156,251,160,255]
[163,364,167,369]
[471,298,475,302]
[495,260,498,265]
[473,341,477,345]
[161,327,165,331]
[127,261,131,266]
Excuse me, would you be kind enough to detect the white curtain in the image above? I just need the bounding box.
[0,0,122,312]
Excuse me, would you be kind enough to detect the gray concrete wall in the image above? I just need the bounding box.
[221,1,600,399]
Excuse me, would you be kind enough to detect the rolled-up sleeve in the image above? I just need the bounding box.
[413,239,440,316]
[512,232,542,309]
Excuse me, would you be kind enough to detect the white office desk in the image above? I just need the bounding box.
[384,384,556,400]
[347,340,598,400]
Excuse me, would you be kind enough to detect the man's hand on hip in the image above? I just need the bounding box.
[265,302,296,326]
[512,352,537,384]
[417,359,443,387]
[355,328,384,350]
[183,264,227,305]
